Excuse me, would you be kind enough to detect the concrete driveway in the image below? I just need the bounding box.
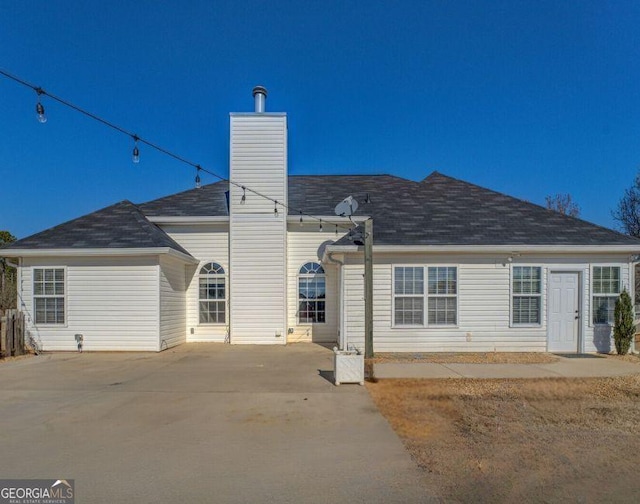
[0,344,435,503]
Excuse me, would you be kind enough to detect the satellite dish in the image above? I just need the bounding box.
[334,196,359,217]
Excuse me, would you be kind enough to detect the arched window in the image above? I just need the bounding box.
[199,262,226,324]
[298,262,326,324]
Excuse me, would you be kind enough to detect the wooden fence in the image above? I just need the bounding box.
[0,309,25,358]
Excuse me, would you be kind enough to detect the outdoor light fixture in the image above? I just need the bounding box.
[195,165,202,189]
[35,88,46,123]
[132,135,140,163]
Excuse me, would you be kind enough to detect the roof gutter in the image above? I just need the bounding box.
[326,244,640,254]
[147,216,229,225]
[1,247,199,264]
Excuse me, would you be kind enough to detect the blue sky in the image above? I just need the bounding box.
[1,0,639,238]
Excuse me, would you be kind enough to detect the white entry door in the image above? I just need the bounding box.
[547,272,580,352]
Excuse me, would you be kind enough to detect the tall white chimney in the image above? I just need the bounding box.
[252,86,267,113]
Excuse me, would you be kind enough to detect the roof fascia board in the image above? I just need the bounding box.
[147,216,229,224]
[286,215,369,224]
[326,244,640,254]
[230,112,287,117]
[2,247,199,264]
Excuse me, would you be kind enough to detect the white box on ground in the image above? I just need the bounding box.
[333,348,365,385]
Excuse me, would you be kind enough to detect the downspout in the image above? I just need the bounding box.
[326,252,345,350]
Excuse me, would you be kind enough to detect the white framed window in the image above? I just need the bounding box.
[512,266,542,325]
[199,262,226,324]
[592,266,621,325]
[33,268,65,325]
[393,266,457,327]
[298,262,326,324]
[427,267,457,325]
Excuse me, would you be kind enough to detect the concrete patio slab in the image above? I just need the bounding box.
[0,344,436,503]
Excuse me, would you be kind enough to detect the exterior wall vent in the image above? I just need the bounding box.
[252,86,267,113]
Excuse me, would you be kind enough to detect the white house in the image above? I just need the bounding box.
[3,87,639,354]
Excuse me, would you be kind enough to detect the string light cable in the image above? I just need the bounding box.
[0,68,363,234]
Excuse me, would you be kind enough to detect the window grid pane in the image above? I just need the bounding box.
[298,262,326,323]
[593,266,620,295]
[33,268,65,325]
[513,296,541,324]
[593,296,616,325]
[394,297,424,325]
[199,262,226,324]
[427,297,457,325]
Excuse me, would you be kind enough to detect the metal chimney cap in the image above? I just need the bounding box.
[252,86,268,97]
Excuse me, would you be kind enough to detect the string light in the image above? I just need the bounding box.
[274,201,278,216]
[132,135,140,164]
[299,211,303,226]
[35,87,46,123]
[0,68,362,236]
[195,165,202,189]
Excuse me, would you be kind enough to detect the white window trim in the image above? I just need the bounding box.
[590,264,623,327]
[32,266,67,327]
[198,261,227,326]
[297,262,326,325]
[391,264,459,328]
[509,264,544,328]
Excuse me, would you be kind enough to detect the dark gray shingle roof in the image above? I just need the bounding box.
[6,172,639,251]
[287,172,640,246]
[5,200,192,255]
[138,182,229,216]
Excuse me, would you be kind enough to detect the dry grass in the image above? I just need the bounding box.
[367,376,640,503]
[371,352,561,364]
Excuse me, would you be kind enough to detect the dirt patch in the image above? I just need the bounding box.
[371,352,561,364]
[0,354,33,364]
[367,376,640,503]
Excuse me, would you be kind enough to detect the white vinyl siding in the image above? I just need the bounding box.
[512,266,542,325]
[229,114,287,215]
[229,113,288,344]
[21,257,161,351]
[162,224,229,342]
[159,256,187,349]
[343,253,630,353]
[229,214,287,343]
[592,265,621,325]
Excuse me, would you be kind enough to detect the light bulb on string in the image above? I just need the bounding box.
[335,224,338,236]
[299,211,303,227]
[132,135,140,164]
[274,201,278,217]
[35,88,46,123]
[240,186,246,204]
[319,219,323,232]
[195,165,202,189]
